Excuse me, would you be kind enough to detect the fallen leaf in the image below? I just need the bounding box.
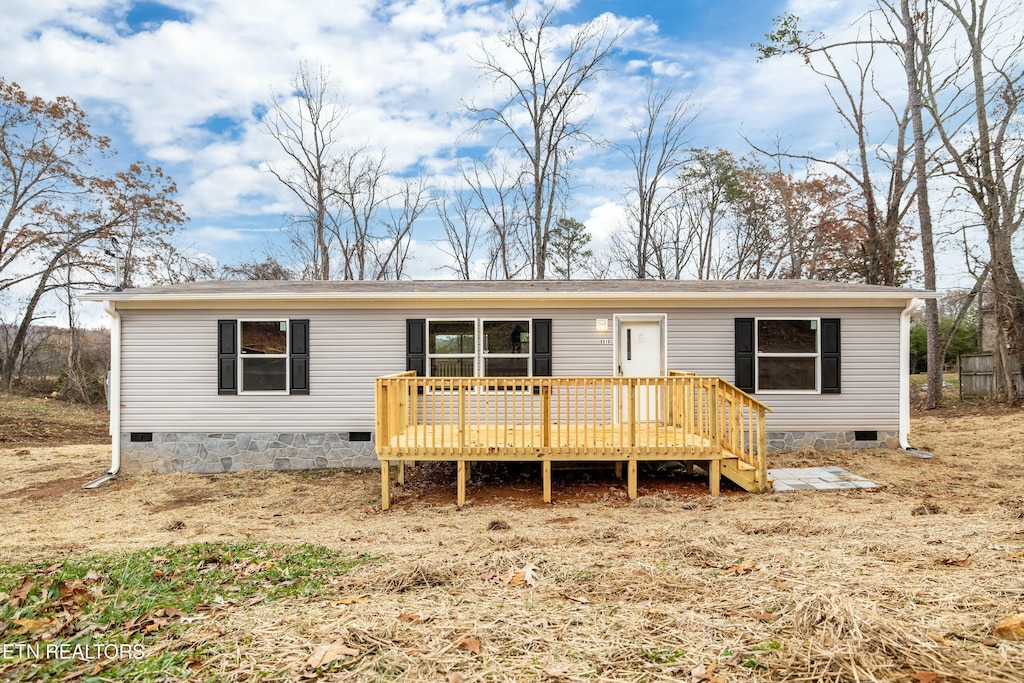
[11,617,54,634]
[927,632,954,646]
[721,560,757,575]
[398,612,431,624]
[690,661,725,683]
[993,613,1024,641]
[479,570,495,581]
[306,641,359,669]
[457,637,481,655]
[742,610,778,622]
[1011,551,1023,558]
[911,672,939,683]
[937,554,972,567]
[447,673,466,683]
[770,580,791,589]
[639,540,663,548]
[83,570,102,582]
[563,594,590,604]
[332,595,369,605]
[982,636,998,647]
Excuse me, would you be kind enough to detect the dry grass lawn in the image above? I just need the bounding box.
[0,402,1022,681]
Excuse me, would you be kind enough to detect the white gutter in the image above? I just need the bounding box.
[84,300,121,487]
[899,299,914,449]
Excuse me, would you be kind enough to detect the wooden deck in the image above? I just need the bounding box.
[375,372,772,507]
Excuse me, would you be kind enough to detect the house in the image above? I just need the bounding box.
[81,279,931,491]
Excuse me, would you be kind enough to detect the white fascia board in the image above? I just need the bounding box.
[79,289,939,307]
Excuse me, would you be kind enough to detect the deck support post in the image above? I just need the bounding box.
[381,460,392,510]
[457,460,467,506]
[684,461,694,476]
[627,459,638,499]
[542,461,552,503]
[398,460,405,486]
[709,459,721,497]
[614,462,623,479]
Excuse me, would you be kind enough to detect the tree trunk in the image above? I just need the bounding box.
[901,0,943,409]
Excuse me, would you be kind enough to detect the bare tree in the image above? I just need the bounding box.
[1,80,185,390]
[467,5,621,278]
[434,187,483,280]
[673,148,744,279]
[756,7,946,406]
[463,160,530,280]
[263,63,347,281]
[617,82,698,278]
[752,36,917,286]
[918,0,1024,400]
[374,177,430,280]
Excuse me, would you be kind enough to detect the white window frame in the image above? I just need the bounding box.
[426,319,478,378]
[238,318,290,395]
[481,318,532,378]
[425,318,533,379]
[754,317,820,395]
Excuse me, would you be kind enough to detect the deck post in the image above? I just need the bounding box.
[542,461,552,503]
[398,460,405,485]
[757,408,768,492]
[627,459,638,499]
[709,459,721,497]
[457,460,467,506]
[381,460,392,510]
[615,462,623,479]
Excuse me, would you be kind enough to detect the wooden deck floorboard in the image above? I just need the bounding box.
[381,422,724,461]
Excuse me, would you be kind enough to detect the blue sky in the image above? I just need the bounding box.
[3,0,986,293]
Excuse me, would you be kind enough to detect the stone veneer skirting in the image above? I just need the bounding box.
[119,432,378,474]
[767,430,899,451]
[119,429,901,474]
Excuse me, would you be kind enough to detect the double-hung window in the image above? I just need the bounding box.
[425,319,532,377]
[218,319,310,395]
[239,320,289,392]
[755,318,819,392]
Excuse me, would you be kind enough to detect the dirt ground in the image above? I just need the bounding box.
[0,405,1022,681]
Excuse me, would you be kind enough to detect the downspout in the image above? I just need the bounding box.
[84,300,120,487]
[900,298,934,458]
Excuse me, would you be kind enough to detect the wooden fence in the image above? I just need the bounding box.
[959,352,1023,397]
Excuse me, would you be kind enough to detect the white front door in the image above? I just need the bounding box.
[618,320,663,377]
[616,318,665,422]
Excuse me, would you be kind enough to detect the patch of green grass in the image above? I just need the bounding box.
[0,543,372,680]
[751,640,781,651]
[640,648,684,663]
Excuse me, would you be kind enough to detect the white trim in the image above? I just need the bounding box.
[426,318,533,378]
[426,319,477,377]
[237,318,290,395]
[754,317,821,394]
[613,313,668,376]
[899,300,916,448]
[103,300,121,475]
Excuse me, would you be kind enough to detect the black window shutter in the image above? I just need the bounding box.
[821,318,841,394]
[532,319,552,377]
[734,318,755,392]
[217,319,237,395]
[290,319,310,395]
[406,319,426,376]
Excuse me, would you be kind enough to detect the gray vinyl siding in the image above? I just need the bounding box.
[119,305,902,434]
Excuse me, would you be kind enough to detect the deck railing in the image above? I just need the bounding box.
[375,371,770,482]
